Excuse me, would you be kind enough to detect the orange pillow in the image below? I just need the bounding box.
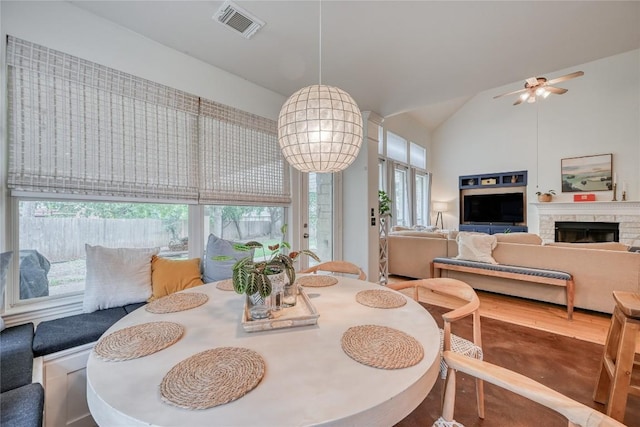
[150,255,203,300]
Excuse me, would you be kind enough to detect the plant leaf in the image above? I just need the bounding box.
[257,274,272,297]
[232,267,247,294]
[299,249,321,263]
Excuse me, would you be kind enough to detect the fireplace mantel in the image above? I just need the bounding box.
[533,201,640,215]
[533,201,640,245]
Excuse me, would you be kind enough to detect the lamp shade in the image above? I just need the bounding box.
[433,201,448,212]
[278,84,363,173]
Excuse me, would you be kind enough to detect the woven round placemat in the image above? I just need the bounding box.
[160,347,265,410]
[145,292,209,314]
[341,325,424,369]
[215,278,234,291]
[297,275,338,288]
[94,321,184,362]
[355,289,407,309]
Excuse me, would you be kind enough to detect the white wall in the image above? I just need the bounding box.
[343,112,383,282]
[1,1,285,120]
[431,49,640,233]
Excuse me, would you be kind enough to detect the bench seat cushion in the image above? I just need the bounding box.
[432,257,572,280]
[123,302,147,314]
[33,307,127,357]
[0,383,44,427]
[0,323,35,393]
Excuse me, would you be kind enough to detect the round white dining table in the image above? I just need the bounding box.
[86,276,441,426]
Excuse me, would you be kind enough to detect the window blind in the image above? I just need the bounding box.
[7,36,197,202]
[199,99,291,206]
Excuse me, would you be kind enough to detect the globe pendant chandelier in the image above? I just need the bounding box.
[277,2,363,173]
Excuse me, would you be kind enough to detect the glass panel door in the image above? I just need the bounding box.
[304,173,334,268]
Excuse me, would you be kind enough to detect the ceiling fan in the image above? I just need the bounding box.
[494,71,584,105]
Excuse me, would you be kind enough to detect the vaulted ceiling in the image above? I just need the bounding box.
[71,1,640,130]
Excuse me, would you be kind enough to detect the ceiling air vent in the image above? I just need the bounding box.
[214,1,265,39]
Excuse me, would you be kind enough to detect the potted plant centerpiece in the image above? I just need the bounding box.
[216,225,319,319]
[536,190,556,202]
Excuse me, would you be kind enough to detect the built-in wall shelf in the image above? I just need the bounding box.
[459,170,528,234]
[459,170,527,190]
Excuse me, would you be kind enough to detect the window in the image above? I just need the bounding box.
[410,142,426,169]
[394,165,410,227]
[414,172,429,226]
[4,37,292,313]
[386,132,408,163]
[16,200,189,302]
[379,130,430,227]
[203,205,286,261]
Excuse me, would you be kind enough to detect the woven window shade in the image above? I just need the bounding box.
[7,36,200,201]
[199,99,291,206]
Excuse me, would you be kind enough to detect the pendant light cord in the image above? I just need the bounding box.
[319,0,322,85]
[536,101,539,190]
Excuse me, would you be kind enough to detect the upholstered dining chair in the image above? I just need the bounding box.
[434,351,626,427]
[388,278,484,419]
[300,260,367,281]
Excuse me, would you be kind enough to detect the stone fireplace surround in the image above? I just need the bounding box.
[534,201,640,246]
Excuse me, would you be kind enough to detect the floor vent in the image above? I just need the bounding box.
[214,1,264,39]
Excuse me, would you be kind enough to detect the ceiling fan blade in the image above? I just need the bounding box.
[494,87,527,99]
[546,86,568,95]
[513,98,524,106]
[546,71,584,85]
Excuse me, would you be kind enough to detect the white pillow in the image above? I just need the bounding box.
[83,245,159,313]
[455,232,498,264]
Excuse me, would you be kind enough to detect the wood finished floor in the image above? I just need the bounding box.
[387,275,638,351]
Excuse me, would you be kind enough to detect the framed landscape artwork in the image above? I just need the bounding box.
[561,153,612,192]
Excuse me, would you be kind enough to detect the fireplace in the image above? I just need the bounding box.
[555,221,619,243]
[534,201,640,245]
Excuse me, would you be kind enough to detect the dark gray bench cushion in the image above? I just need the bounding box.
[0,323,34,393]
[123,302,147,313]
[33,307,127,357]
[0,383,45,427]
[432,257,572,280]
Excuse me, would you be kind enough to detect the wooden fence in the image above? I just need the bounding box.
[20,217,273,262]
[19,217,171,262]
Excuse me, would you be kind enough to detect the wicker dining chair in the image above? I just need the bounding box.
[300,260,367,281]
[434,351,626,427]
[388,278,484,419]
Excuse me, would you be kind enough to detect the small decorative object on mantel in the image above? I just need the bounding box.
[213,225,320,321]
[574,194,595,202]
[536,190,556,202]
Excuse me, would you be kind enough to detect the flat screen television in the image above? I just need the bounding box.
[463,193,524,224]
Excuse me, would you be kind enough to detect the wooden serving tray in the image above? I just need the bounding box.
[242,289,319,332]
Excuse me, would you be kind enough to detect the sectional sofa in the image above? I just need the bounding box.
[388,229,640,314]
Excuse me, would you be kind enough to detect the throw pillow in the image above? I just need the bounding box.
[202,234,253,283]
[0,251,13,331]
[455,232,498,264]
[150,256,203,300]
[83,245,159,313]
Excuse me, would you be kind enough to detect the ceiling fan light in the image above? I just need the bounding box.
[278,84,363,173]
[519,93,529,101]
[535,87,545,96]
[542,90,551,99]
[527,96,536,103]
